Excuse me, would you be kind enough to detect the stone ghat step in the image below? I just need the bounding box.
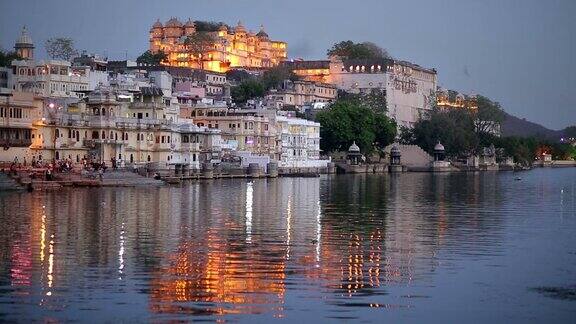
[0,173,23,191]
[101,178,164,186]
[31,181,62,190]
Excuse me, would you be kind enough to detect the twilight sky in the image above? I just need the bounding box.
[0,0,574,129]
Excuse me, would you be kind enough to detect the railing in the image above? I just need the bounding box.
[129,102,165,109]
[0,138,32,147]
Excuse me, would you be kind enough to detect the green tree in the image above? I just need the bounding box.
[261,66,298,90]
[327,40,391,60]
[194,21,230,32]
[231,79,265,104]
[403,108,478,157]
[226,69,252,83]
[474,95,505,136]
[316,98,396,153]
[45,37,78,61]
[492,136,538,165]
[185,32,217,70]
[136,50,167,65]
[0,49,21,67]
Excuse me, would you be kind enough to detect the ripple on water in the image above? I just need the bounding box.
[0,169,574,322]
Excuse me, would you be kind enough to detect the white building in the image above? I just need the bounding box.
[286,57,438,128]
[274,114,327,168]
[11,60,91,98]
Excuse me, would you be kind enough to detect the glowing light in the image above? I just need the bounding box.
[245,182,253,243]
[119,222,125,278]
[286,196,292,260]
[315,199,321,264]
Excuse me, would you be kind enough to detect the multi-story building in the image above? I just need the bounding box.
[284,56,438,128]
[11,60,91,98]
[144,66,229,100]
[264,80,337,110]
[274,115,324,167]
[183,104,277,158]
[149,18,287,73]
[0,91,42,163]
[9,27,94,99]
[436,88,478,110]
[22,85,221,171]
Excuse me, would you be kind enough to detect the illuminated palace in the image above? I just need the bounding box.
[149,18,287,73]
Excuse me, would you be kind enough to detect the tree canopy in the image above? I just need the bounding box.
[0,50,21,67]
[194,21,230,32]
[230,79,265,104]
[261,66,298,90]
[136,50,167,65]
[399,97,575,165]
[229,66,299,104]
[226,69,253,83]
[474,95,505,136]
[327,41,391,60]
[315,98,396,153]
[45,37,78,61]
[400,108,479,157]
[185,32,217,69]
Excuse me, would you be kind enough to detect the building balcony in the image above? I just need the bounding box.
[129,102,166,110]
[83,139,127,147]
[181,142,200,151]
[0,138,31,148]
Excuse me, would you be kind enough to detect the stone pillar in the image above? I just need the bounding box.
[327,162,336,174]
[248,163,261,178]
[267,162,278,178]
[201,162,213,179]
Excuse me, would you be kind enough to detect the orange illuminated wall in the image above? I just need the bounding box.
[149,19,288,73]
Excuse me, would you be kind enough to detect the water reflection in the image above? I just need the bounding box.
[0,169,574,322]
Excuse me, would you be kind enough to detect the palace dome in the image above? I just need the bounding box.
[434,142,445,152]
[152,19,163,29]
[235,20,246,33]
[256,25,269,38]
[184,18,195,28]
[348,141,360,153]
[165,17,183,27]
[16,26,33,46]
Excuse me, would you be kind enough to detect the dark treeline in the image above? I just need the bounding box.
[400,96,576,165]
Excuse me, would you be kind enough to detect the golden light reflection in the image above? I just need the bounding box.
[118,222,125,279]
[245,182,253,243]
[286,196,292,260]
[47,234,54,296]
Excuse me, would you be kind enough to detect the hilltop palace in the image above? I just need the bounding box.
[0,21,476,169]
[149,18,287,73]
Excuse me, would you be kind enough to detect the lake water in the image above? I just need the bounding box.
[0,168,575,322]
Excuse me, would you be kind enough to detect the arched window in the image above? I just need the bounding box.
[92,131,99,139]
[55,129,60,138]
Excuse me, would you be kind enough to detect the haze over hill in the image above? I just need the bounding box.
[501,112,565,140]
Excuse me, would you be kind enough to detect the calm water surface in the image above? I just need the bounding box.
[0,168,575,322]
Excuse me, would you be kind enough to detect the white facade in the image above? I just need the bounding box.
[385,62,437,128]
[326,57,437,128]
[11,59,91,98]
[275,115,327,167]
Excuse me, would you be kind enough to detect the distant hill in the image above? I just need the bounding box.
[501,112,563,140]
